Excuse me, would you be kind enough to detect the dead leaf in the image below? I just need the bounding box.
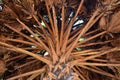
[99,11,120,33]
[111,37,120,47]
[99,16,107,30]
[0,59,6,76]
[108,11,120,33]
[8,23,24,32]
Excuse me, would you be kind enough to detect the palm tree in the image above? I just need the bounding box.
[0,0,120,80]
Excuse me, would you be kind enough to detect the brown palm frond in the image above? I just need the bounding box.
[0,0,120,80]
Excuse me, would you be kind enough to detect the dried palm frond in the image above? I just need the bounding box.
[0,0,120,80]
[0,59,6,76]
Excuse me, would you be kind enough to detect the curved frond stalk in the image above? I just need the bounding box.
[66,31,106,51]
[60,9,102,63]
[45,0,54,33]
[16,18,50,52]
[15,60,38,69]
[0,41,52,66]
[72,67,88,80]
[69,48,120,66]
[77,40,112,48]
[27,72,41,80]
[61,0,85,54]
[7,66,46,80]
[60,6,65,50]
[37,14,53,35]
[52,5,61,57]
[80,65,119,79]
[78,63,120,66]
[4,24,43,49]
[47,37,59,64]
[4,38,36,46]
